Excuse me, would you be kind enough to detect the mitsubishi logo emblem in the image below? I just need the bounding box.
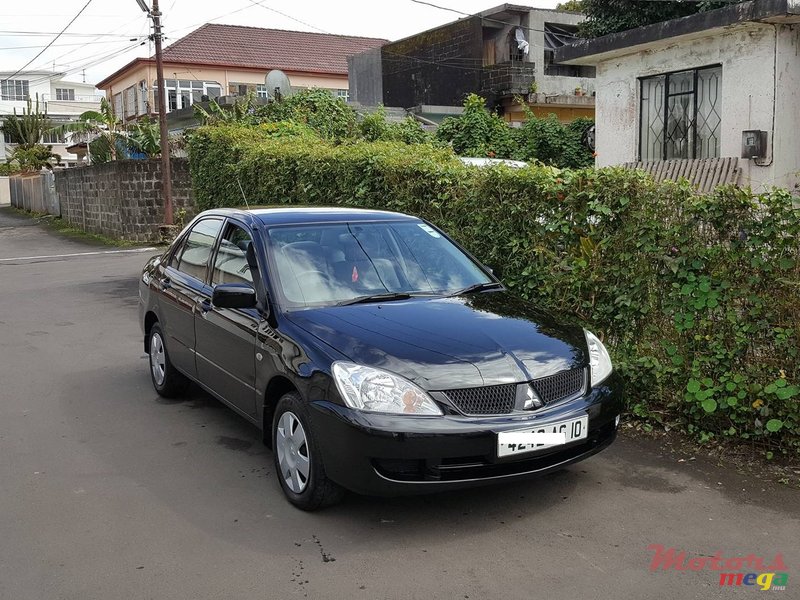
[524,385,543,410]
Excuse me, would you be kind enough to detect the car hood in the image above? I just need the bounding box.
[285,291,588,390]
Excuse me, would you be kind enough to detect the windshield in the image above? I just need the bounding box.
[266,221,494,308]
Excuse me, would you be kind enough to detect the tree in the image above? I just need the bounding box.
[556,0,584,12]
[0,95,61,171]
[578,1,736,38]
[126,117,161,157]
[66,97,126,162]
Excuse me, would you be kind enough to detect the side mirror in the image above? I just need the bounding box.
[485,264,502,279]
[212,283,257,309]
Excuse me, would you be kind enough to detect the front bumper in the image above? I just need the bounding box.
[309,372,623,496]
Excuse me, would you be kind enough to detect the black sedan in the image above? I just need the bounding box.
[139,207,622,510]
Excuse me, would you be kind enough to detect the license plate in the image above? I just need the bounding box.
[497,414,589,458]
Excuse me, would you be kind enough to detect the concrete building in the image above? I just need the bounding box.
[349,4,596,124]
[555,0,800,192]
[95,24,386,123]
[1,71,102,205]
[1,71,102,165]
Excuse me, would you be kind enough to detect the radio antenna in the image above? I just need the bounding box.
[236,176,251,210]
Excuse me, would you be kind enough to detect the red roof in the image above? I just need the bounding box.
[97,24,386,88]
[162,23,385,75]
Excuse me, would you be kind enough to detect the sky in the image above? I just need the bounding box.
[0,0,561,87]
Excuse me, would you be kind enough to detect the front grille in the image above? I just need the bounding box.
[441,367,587,416]
[441,383,516,415]
[530,367,586,404]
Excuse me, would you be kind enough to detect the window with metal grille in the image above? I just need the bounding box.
[639,65,721,161]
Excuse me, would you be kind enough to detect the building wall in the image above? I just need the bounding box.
[54,159,195,242]
[381,17,483,108]
[527,9,594,96]
[101,62,348,121]
[592,23,800,191]
[348,48,383,106]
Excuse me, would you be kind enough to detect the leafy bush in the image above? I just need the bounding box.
[435,94,594,168]
[188,126,800,454]
[435,94,516,159]
[358,107,433,145]
[256,88,358,140]
[513,111,594,168]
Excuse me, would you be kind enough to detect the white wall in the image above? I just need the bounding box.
[592,23,800,191]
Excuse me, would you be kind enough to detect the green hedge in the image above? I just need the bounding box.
[188,125,800,454]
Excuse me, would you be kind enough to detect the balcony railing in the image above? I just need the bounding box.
[40,94,104,103]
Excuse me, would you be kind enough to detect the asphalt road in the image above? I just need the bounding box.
[0,207,797,600]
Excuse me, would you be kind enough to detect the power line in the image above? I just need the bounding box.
[0,30,141,37]
[408,0,579,38]
[0,39,144,51]
[22,40,147,87]
[244,0,331,34]
[164,1,262,37]
[1,0,95,84]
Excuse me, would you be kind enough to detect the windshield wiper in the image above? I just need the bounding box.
[336,292,413,306]
[448,282,503,297]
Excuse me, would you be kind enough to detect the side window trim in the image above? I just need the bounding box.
[172,217,224,286]
[210,218,258,288]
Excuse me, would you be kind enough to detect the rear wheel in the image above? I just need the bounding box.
[148,323,188,398]
[272,392,344,510]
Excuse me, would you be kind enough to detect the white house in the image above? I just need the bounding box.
[555,0,800,192]
[1,71,101,205]
[1,71,102,165]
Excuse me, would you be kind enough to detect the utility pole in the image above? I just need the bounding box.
[138,0,173,225]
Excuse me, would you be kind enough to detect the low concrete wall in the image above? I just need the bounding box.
[54,159,196,242]
[9,171,60,215]
[0,176,9,207]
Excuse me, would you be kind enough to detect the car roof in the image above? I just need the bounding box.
[199,206,420,227]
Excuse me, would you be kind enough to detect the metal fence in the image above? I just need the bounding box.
[9,171,60,216]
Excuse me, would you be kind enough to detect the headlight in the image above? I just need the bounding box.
[332,362,443,415]
[584,329,613,386]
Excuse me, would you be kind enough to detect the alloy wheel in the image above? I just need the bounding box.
[276,411,310,493]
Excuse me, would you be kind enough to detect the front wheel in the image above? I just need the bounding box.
[272,392,344,510]
[148,323,188,398]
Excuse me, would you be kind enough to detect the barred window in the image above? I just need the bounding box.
[639,65,722,161]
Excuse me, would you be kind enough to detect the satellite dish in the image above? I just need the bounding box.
[265,70,293,101]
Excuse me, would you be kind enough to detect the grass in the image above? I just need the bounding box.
[9,207,153,248]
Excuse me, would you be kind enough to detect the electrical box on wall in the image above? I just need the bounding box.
[741,130,768,159]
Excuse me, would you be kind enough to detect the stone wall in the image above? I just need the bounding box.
[54,158,196,242]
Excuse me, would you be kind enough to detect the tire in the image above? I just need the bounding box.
[272,391,344,510]
[148,323,188,398]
